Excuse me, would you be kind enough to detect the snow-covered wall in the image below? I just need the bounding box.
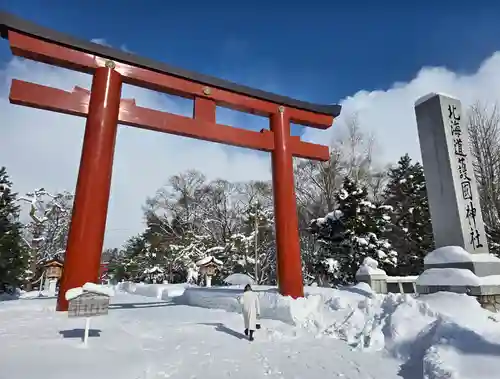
[176,286,316,325]
[117,282,190,300]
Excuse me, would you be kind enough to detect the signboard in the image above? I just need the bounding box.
[68,292,110,318]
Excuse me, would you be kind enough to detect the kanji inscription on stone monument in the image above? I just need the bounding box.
[414,93,488,254]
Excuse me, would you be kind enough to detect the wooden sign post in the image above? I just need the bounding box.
[66,283,113,346]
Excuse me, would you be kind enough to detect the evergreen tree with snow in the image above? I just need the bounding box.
[226,201,275,283]
[309,176,398,284]
[0,167,29,292]
[383,154,433,275]
[306,208,345,285]
[113,234,147,282]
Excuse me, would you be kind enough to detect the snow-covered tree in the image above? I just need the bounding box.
[0,167,29,291]
[17,189,73,288]
[467,103,500,257]
[305,209,344,285]
[383,154,433,274]
[309,176,398,285]
[116,234,148,282]
[142,215,191,282]
[110,204,230,284]
[295,113,387,227]
[225,200,275,284]
[18,189,73,261]
[137,172,276,284]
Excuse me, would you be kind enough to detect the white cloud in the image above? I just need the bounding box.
[90,38,110,47]
[304,52,500,166]
[0,58,271,248]
[3,47,500,248]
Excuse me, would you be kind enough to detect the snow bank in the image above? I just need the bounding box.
[417,268,500,287]
[425,246,500,264]
[0,288,24,301]
[417,268,481,287]
[224,273,255,286]
[175,286,302,325]
[318,291,500,379]
[174,284,373,328]
[0,293,18,301]
[118,282,190,300]
[0,288,50,301]
[116,281,500,378]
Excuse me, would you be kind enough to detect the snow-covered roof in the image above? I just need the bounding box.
[65,282,115,301]
[43,258,63,266]
[196,256,223,267]
[143,266,164,274]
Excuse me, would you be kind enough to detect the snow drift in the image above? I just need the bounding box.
[117,281,190,300]
[177,285,328,326]
[119,281,500,378]
[224,273,255,286]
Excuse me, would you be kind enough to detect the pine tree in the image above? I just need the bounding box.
[107,234,147,282]
[226,201,275,283]
[0,167,29,292]
[309,176,398,284]
[383,154,434,275]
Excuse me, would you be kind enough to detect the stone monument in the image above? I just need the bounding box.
[414,93,500,311]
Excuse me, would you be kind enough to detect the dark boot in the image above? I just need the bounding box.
[249,330,254,341]
[244,328,249,336]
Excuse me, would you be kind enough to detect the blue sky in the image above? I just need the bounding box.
[3,1,500,247]
[2,1,500,109]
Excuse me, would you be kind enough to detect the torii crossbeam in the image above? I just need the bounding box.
[0,12,341,311]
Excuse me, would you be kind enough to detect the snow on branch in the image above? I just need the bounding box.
[17,188,69,224]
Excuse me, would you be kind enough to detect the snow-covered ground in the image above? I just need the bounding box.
[1,283,500,379]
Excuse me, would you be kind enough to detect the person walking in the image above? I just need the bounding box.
[238,284,260,341]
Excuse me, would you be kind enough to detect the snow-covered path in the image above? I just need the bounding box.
[0,292,403,379]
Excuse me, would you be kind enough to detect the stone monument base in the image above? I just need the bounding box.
[416,246,500,312]
[424,246,500,277]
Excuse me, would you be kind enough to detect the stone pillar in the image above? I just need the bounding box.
[47,279,57,295]
[414,93,487,254]
[414,93,500,309]
[355,258,388,294]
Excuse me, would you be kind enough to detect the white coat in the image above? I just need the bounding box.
[238,290,260,330]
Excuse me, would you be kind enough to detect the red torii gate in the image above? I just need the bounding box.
[0,13,341,311]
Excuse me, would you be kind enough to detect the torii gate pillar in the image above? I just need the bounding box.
[57,67,122,310]
[271,109,303,296]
